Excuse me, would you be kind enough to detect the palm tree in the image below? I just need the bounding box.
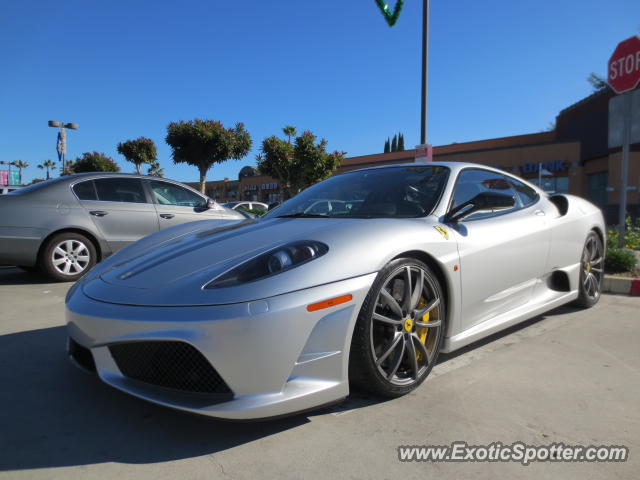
[12,160,28,185]
[37,159,56,180]
[147,160,164,177]
[282,125,297,144]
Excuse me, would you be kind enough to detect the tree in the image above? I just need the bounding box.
[391,135,398,152]
[384,138,390,153]
[69,152,120,173]
[117,137,157,174]
[258,128,345,198]
[283,125,297,144]
[165,119,252,193]
[37,159,56,180]
[147,160,164,177]
[12,160,28,184]
[587,72,608,91]
[398,133,405,151]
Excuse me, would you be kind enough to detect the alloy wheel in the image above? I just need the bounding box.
[51,239,91,276]
[370,265,443,386]
[581,234,603,301]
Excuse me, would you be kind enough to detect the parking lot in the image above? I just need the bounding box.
[0,265,638,479]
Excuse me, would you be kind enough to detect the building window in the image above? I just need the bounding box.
[587,172,608,207]
[530,176,568,194]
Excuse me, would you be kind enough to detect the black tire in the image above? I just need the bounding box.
[40,232,97,282]
[573,231,604,308]
[349,258,445,398]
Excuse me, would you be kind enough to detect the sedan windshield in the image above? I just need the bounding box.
[266,165,450,219]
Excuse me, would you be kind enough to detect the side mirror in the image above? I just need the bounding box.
[206,198,217,210]
[445,192,515,223]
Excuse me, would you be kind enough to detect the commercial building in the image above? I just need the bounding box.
[199,87,639,223]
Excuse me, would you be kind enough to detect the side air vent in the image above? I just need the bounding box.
[548,270,570,292]
[549,195,569,216]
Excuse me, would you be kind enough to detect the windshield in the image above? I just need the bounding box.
[265,165,450,219]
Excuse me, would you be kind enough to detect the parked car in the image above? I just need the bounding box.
[66,162,605,419]
[0,186,21,195]
[223,201,268,212]
[0,173,244,281]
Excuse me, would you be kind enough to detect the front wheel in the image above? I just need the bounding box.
[349,258,445,397]
[40,232,97,282]
[573,231,604,308]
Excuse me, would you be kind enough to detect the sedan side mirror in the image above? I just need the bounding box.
[445,192,515,223]
[206,199,217,210]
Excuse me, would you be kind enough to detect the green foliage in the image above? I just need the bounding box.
[282,126,297,144]
[384,138,390,153]
[258,128,344,198]
[605,248,637,273]
[117,137,157,175]
[147,160,164,177]
[166,119,251,193]
[398,133,405,151]
[69,152,120,173]
[37,159,56,179]
[587,72,608,91]
[391,135,397,152]
[607,218,640,250]
[240,208,266,217]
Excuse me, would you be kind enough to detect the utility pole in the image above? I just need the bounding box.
[420,0,429,146]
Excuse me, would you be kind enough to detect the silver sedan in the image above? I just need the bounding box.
[0,173,244,281]
[65,162,605,419]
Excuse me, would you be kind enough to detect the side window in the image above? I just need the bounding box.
[72,180,97,200]
[451,169,519,220]
[509,178,538,207]
[149,181,206,207]
[94,178,147,203]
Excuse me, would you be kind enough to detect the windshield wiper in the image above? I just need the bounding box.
[276,213,329,218]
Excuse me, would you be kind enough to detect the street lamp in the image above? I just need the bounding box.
[48,120,79,175]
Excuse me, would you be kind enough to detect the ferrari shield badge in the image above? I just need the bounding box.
[434,225,449,240]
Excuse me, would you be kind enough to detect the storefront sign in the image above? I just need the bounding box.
[521,161,567,174]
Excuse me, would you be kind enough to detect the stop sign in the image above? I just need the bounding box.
[608,36,640,94]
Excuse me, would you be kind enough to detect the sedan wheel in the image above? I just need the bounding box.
[350,258,445,397]
[41,232,97,282]
[574,231,604,308]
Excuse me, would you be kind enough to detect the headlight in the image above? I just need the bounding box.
[204,240,329,289]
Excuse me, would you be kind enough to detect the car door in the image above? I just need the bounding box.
[72,177,160,252]
[147,179,221,229]
[446,168,550,329]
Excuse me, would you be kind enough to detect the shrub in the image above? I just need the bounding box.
[605,247,637,274]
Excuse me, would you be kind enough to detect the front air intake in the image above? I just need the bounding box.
[109,341,232,395]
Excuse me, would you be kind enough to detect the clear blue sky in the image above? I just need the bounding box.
[1,0,638,184]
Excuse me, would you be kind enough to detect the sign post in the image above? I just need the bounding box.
[607,36,640,247]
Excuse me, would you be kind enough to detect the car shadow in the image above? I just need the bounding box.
[0,266,59,286]
[0,325,309,471]
[0,304,581,472]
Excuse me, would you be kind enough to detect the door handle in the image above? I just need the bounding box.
[159,213,175,219]
[534,209,546,216]
[89,211,108,217]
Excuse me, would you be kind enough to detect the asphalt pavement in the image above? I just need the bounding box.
[0,266,638,479]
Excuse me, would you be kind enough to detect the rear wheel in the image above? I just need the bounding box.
[40,232,97,282]
[573,231,604,308]
[349,258,445,397]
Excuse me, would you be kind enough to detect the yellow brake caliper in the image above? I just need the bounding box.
[415,298,429,360]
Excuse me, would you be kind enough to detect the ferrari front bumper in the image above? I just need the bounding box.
[65,273,377,420]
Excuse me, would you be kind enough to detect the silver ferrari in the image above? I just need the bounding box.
[65,162,605,420]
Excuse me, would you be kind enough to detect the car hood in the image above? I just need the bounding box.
[80,216,450,306]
